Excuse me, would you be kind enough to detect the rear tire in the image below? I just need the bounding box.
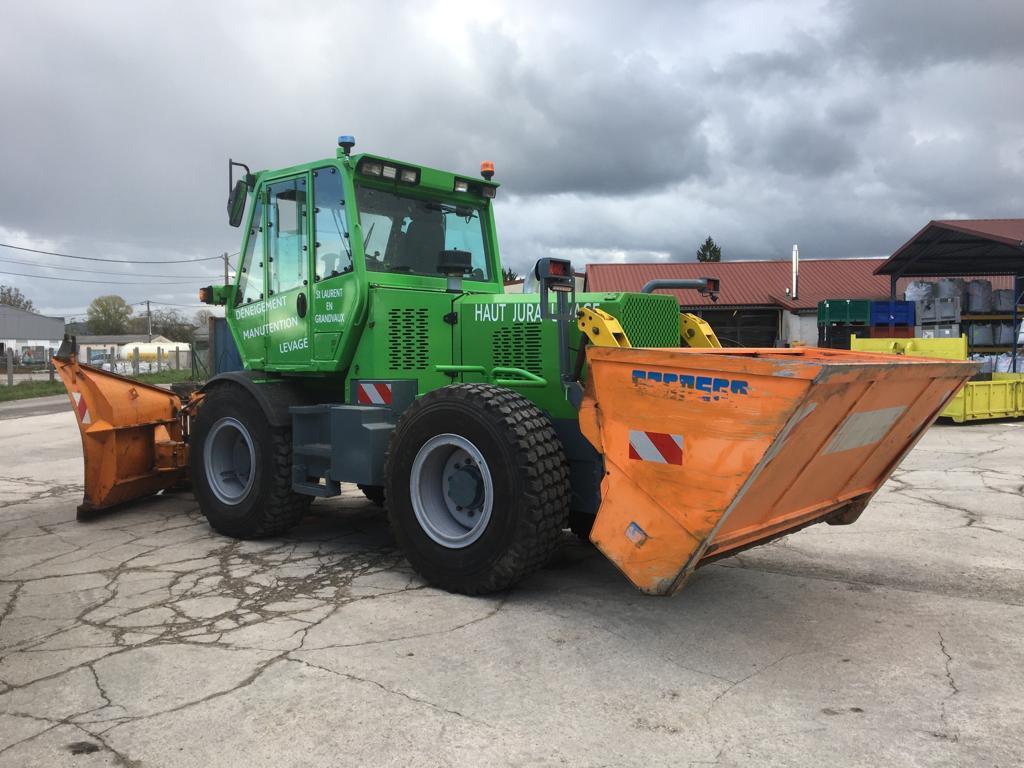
[191,383,310,538]
[385,384,570,595]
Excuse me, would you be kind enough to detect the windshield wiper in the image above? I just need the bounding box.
[332,209,351,259]
[362,220,377,251]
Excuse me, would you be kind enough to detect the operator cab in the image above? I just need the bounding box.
[211,136,502,375]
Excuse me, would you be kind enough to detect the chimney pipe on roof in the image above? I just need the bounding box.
[791,244,799,301]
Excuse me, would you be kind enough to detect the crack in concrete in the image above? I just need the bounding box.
[704,650,808,714]
[290,657,489,726]
[937,631,960,744]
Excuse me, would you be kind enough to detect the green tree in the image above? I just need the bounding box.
[696,236,722,263]
[0,285,34,311]
[150,308,194,342]
[502,267,520,283]
[87,295,133,335]
[128,308,195,341]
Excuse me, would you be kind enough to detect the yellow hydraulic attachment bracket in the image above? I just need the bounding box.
[679,313,721,348]
[577,306,632,348]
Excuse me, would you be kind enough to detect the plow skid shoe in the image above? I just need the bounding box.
[52,353,189,518]
[579,346,977,595]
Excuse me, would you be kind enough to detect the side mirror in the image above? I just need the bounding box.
[227,179,248,228]
[700,277,721,303]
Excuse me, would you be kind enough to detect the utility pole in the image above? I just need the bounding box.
[223,252,229,285]
[146,300,152,342]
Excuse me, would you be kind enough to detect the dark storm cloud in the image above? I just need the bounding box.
[762,123,859,177]
[465,46,711,196]
[0,0,1021,313]
[838,0,1024,68]
[711,37,828,86]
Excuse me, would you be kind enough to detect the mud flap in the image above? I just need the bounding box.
[579,346,976,595]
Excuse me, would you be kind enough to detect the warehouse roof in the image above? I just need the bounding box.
[585,258,899,310]
[876,219,1024,277]
[0,304,64,322]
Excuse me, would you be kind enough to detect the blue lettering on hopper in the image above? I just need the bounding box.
[632,369,749,396]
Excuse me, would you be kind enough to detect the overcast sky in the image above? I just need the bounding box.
[1,0,1022,318]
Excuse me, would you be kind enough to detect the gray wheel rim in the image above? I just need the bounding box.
[204,416,256,505]
[410,433,493,549]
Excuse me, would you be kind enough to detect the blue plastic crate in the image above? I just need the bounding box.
[870,300,915,326]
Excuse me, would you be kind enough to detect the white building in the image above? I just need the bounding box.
[0,305,65,364]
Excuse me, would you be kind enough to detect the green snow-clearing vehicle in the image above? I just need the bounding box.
[53,136,976,597]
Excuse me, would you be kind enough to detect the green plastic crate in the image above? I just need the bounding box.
[817,299,871,326]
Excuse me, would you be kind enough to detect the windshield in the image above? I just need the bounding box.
[355,185,491,281]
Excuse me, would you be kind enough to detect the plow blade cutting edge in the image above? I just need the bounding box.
[579,346,977,595]
[52,346,189,518]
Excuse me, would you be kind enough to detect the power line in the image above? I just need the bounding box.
[0,256,219,279]
[133,300,213,309]
[0,268,200,285]
[0,242,224,263]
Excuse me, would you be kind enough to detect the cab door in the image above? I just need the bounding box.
[309,164,361,370]
[265,174,313,368]
[230,190,268,369]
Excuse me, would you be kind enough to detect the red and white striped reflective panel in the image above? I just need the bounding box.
[628,430,682,465]
[356,381,394,406]
[71,391,91,425]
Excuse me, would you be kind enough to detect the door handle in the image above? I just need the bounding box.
[296,292,308,318]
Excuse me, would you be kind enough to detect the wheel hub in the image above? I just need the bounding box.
[446,463,483,511]
[204,416,256,506]
[410,434,493,549]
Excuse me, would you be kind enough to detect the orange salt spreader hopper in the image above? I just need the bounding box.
[578,345,977,595]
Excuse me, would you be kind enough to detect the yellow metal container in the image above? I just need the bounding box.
[849,335,968,361]
[943,373,1024,423]
[850,334,1024,423]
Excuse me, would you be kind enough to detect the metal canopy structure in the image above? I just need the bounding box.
[875,219,1024,370]
[875,219,1024,278]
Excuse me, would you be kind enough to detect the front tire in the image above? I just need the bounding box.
[385,384,570,594]
[191,383,310,538]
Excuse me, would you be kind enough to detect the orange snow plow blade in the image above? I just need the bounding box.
[579,346,976,595]
[52,341,190,518]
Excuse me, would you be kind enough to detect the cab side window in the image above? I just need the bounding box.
[236,197,265,305]
[268,177,308,295]
[313,166,352,280]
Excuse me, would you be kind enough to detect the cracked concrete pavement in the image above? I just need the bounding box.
[0,406,1022,767]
